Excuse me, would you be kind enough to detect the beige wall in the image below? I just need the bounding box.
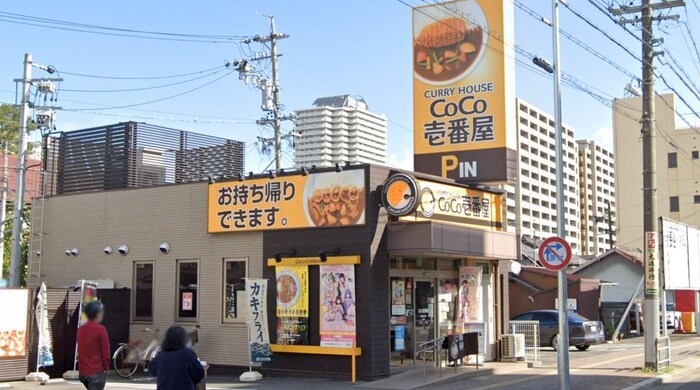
[613,94,700,250]
[28,182,263,367]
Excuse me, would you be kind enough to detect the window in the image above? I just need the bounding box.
[177,260,199,320]
[695,195,700,204]
[132,262,154,322]
[668,152,678,168]
[223,259,247,322]
[693,151,699,160]
[670,196,680,212]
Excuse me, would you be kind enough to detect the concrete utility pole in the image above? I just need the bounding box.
[233,15,291,172]
[610,0,684,371]
[0,141,8,281]
[551,1,570,388]
[8,53,32,288]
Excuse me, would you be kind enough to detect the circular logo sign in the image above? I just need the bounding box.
[381,173,420,216]
[538,237,572,271]
[419,187,436,217]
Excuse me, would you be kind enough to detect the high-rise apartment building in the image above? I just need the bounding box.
[293,94,387,168]
[577,140,616,255]
[613,93,700,250]
[507,99,581,253]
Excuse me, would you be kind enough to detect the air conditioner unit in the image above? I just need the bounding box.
[501,334,526,360]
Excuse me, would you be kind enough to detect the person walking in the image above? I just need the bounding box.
[76,301,110,390]
[149,326,205,390]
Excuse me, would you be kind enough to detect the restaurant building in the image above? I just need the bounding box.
[27,164,517,380]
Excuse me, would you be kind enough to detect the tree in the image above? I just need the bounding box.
[0,103,38,154]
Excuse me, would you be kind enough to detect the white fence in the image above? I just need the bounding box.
[509,320,540,363]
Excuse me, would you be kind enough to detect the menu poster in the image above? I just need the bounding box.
[275,266,309,345]
[320,265,356,348]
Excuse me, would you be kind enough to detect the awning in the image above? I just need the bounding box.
[387,221,517,260]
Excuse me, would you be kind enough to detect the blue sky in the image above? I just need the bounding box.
[1,0,698,172]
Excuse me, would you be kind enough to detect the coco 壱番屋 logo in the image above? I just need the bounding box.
[381,173,421,217]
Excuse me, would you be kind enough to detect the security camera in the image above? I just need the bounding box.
[159,242,170,254]
[118,244,129,256]
[104,246,112,255]
[70,248,79,256]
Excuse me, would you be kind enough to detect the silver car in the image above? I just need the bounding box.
[512,310,605,351]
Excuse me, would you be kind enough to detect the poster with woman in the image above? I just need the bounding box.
[320,265,356,347]
[457,266,482,331]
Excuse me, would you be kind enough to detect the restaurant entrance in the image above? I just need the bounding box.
[389,257,463,365]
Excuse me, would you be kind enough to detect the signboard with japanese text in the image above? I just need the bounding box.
[398,178,503,231]
[645,231,659,295]
[275,266,309,345]
[412,0,516,183]
[245,279,272,362]
[208,169,366,233]
[0,289,28,358]
[320,265,357,348]
[661,218,700,290]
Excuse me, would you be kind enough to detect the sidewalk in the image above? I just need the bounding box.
[3,334,700,390]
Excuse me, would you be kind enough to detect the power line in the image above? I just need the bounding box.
[61,67,227,93]
[65,71,233,111]
[58,65,224,80]
[0,11,243,43]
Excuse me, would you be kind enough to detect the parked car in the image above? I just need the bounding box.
[664,303,681,330]
[511,310,605,351]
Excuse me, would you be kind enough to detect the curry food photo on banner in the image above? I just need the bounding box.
[320,265,357,348]
[246,279,272,363]
[0,289,29,358]
[209,169,366,233]
[275,266,309,345]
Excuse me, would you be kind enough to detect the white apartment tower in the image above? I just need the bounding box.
[507,99,581,253]
[577,140,616,255]
[293,95,387,168]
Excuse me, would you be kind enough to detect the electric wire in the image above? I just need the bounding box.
[0,11,243,43]
[60,68,228,93]
[64,71,234,111]
[58,65,224,80]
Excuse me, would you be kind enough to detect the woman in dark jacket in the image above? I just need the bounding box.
[149,326,205,390]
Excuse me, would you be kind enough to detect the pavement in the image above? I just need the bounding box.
[3,334,700,389]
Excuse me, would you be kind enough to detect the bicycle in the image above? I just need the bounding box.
[113,324,201,378]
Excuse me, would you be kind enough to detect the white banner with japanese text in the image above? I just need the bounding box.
[245,279,272,362]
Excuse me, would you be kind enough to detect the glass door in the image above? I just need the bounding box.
[414,280,435,354]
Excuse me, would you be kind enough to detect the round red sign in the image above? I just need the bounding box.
[538,237,572,271]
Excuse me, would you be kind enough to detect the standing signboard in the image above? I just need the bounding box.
[412,0,516,183]
[245,279,272,363]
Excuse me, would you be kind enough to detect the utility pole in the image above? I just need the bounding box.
[610,0,684,371]
[230,15,292,172]
[8,53,32,288]
[606,200,614,249]
[551,1,570,388]
[8,53,58,287]
[0,141,8,281]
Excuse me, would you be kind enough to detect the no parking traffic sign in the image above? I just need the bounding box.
[538,237,572,271]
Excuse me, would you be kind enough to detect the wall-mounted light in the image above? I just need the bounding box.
[104,246,112,255]
[159,242,170,254]
[70,248,80,256]
[274,249,296,263]
[335,163,343,173]
[269,170,276,179]
[65,249,71,256]
[237,172,245,182]
[318,247,340,262]
[118,244,129,256]
[301,166,309,176]
[208,175,216,184]
[248,171,254,179]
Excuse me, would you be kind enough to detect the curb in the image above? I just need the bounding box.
[621,374,671,390]
[414,368,495,389]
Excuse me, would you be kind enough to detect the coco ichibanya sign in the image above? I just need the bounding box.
[412,0,516,183]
